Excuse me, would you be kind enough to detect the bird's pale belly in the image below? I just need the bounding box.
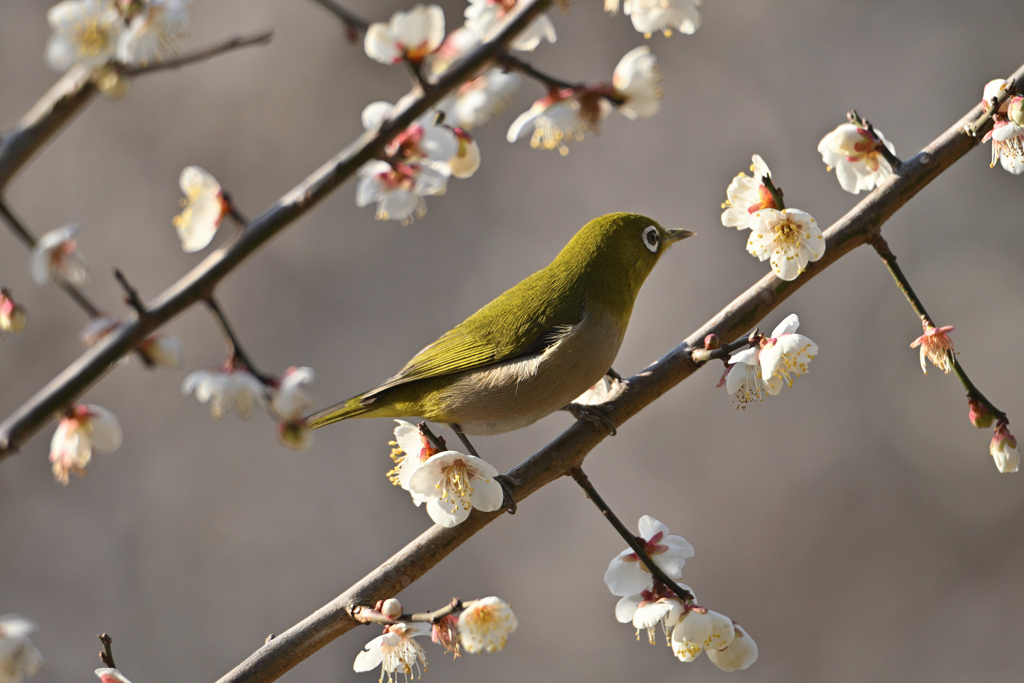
[427,310,626,435]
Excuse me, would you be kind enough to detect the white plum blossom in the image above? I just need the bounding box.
[388,420,440,505]
[909,323,955,374]
[269,366,315,450]
[448,128,481,179]
[573,374,622,406]
[612,46,662,119]
[983,109,1024,174]
[80,315,122,346]
[606,0,702,37]
[670,609,735,663]
[353,622,430,683]
[436,69,522,130]
[407,450,504,527]
[0,615,43,683]
[458,597,517,653]
[116,0,192,65]
[615,589,688,644]
[990,424,1019,474]
[746,208,824,281]
[45,0,123,71]
[706,623,758,671]
[507,91,606,155]
[818,122,897,193]
[182,367,267,419]
[724,346,769,408]
[49,404,122,485]
[138,333,184,368]
[31,224,88,286]
[364,4,445,65]
[0,289,29,334]
[604,515,694,596]
[758,314,817,395]
[981,79,1010,114]
[721,154,777,229]
[95,668,132,683]
[465,0,556,52]
[173,166,229,253]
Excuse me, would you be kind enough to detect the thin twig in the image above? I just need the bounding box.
[871,234,1007,423]
[965,78,1017,137]
[204,296,270,382]
[120,31,273,76]
[114,269,148,317]
[351,597,469,625]
[418,423,448,452]
[690,331,760,364]
[571,467,695,601]
[848,110,903,169]
[497,52,581,91]
[211,62,1024,683]
[308,0,370,33]
[761,175,786,211]
[98,633,116,669]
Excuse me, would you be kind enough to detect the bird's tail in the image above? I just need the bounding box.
[305,394,376,430]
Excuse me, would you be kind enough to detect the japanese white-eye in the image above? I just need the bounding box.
[307,212,693,435]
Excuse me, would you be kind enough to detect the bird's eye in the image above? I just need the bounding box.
[642,225,659,253]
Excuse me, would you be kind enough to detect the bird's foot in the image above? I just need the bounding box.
[564,402,618,436]
[495,473,521,514]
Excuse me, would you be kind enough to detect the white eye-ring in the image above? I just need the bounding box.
[642,225,659,253]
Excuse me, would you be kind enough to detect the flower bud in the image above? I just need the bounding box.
[381,598,403,620]
[704,334,720,350]
[448,128,481,179]
[277,421,312,451]
[990,424,1019,474]
[0,289,28,333]
[982,79,1009,114]
[1008,96,1024,127]
[968,398,994,429]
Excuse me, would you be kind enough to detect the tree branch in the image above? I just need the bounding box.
[212,58,1024,683]
[119,31,273,77]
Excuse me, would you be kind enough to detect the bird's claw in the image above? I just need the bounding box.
[564,402,618,436]
[495,473,520,514]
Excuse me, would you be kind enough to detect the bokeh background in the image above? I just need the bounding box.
[2,1,1023,681]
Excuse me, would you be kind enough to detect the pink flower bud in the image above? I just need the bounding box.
[968,398,994,429]
[1009,96,1024,127]
[990,424,1019,474]
[0,289,28,333]
[704,334,720,350]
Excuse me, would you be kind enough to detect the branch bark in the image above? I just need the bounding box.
[212,57,1024,683]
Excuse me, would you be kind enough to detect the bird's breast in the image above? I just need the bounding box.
[432,308,626,435]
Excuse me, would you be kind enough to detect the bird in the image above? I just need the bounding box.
[306,212,693,439]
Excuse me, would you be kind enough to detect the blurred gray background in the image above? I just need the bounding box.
[2,1,1023,681]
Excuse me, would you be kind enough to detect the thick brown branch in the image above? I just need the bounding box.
[0,0,556,455]
[212,59,1024,683]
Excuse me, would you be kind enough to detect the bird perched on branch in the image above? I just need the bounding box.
[307,212,693,438]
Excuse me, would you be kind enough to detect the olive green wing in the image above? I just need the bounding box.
[360,269,585,402]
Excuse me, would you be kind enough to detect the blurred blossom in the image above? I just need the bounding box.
[432,614,461,658]
[605,0,702,37]
[45,0,123,71]
[80,315,122,346]
[573,374,621,406]
[670,608,735,663]
[388,420,441,506]
[407,450,504,527]
[758,314,817,395]
[909,323,955,374]
[436,69,521,130]
[465,0,556,52]
[605,515,694,597]
[706,624,758,672]
[270,366,315,421]
[116,0,191,65]
[612,46,663,120]
[721,155,776,230]
[0,615,43,683]
[353,622,430,683]
[0,289,28,334]
[49,404,122,485]
[615,587,688,644]
[507,91,602,155]
[365,4,445,65]
[182,367,266,419]
[31,224,88,286]
[817,122,896,194]
[448,128,481,178]
[95,668,132,683]
[173,166,229,253]
[458,597,517,653]
[138,333,184,368]
[990,424,1019,474]
[746,208,824,281]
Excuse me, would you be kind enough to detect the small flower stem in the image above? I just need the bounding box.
[0,199,103,318]
[570,467,694,602]
[848,110,903,169]
[113,269,148,318]
[119,31,274,77]
[871,234,1007,422]
[761,176,786,212]
[351,597,475,626]
[496,53,581,91]
[964,78,1018,137]
[98,633,116,669]
[203,295,270,383]
[417,422,448,452]
[690,331,761,364]
[308,0,370,33]
[221,190,250,228]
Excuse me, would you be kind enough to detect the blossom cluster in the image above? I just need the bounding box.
[722,314,818,409]
[979,79,1024,174]
[354,596,517,682]
[721,155,825,281]
[46,0,191,73]
[605,516,757,671]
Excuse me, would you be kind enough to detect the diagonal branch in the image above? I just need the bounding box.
[212,59,1024,683]
[119,30,273,77]
[0,0,555,455]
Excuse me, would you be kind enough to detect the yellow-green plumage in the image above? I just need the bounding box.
[307,212,693,435]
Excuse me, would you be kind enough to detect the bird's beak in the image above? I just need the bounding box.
[663,228,696,246]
